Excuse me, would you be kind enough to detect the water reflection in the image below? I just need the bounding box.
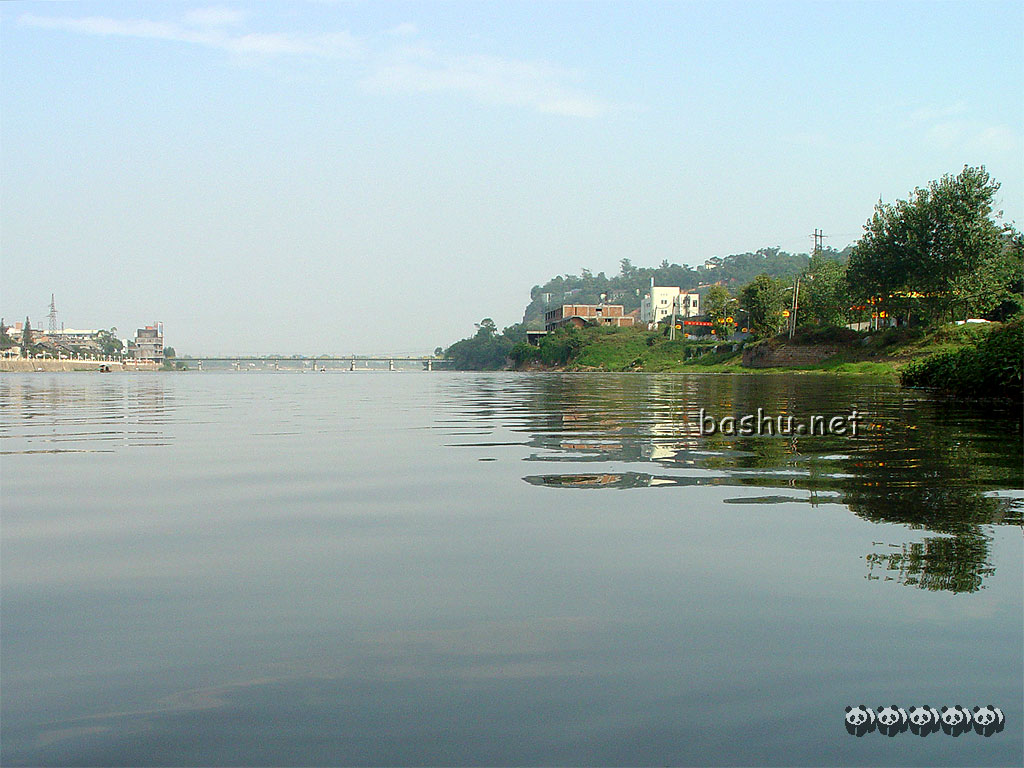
[444,374,1022,594]
[0,374,172,454]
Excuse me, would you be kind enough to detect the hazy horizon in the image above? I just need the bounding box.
[3,1,1021,355]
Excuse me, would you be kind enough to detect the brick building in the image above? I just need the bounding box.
[544,304,636,333]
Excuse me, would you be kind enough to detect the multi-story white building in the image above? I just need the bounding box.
[130,323,164,363]
[641,286,700,324]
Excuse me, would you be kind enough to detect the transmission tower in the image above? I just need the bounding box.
[811,228,826,257]
[48,294,58,333]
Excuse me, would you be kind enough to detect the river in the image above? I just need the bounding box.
[1,371,1020,766]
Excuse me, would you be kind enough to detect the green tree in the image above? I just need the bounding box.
[95,328,123,356]
[847,166,1007,323]
[164,346,176,358]
[21,317,32,354]
[704,285,732,319]
[0,318,10,351]
[801,254,849,327]
[501,322,527,344]
[740,275,786,337]
[444,318,517,370]
[703,285,735,338]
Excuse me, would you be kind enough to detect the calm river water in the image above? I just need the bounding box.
[1,372,1021,766]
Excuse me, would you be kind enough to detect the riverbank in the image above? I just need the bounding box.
[0,359,158,372]
[511,321,1018,384]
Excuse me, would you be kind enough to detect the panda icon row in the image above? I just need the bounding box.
[845,705,1004,737]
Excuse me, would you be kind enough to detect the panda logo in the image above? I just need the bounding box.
[907,706,940,737]
[876,705,908,736]
[971,706,1004,737]
[940,705,973,737]
[845,705,876,736]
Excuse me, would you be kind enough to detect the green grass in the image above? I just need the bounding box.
[521,320,1010,385]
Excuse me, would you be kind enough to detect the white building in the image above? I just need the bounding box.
[130,323,164,363]
[641,286,700,324]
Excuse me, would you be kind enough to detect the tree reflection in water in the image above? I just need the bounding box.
[446,373,1022,595]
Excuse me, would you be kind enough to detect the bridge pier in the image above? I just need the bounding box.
[426,359,432,371]
[389,359,395,371]
[350,359,356,371]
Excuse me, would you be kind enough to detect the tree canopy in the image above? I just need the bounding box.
[444,319,521,370]
[847,165,1010,322]
[740,275,787,338]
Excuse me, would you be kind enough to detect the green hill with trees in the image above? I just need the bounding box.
[443,165,1022,397]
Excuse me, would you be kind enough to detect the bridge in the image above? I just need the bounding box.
[182,356,453,371]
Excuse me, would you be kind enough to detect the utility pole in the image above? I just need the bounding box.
[48,294,58,334]
[811,228,825,258]
[789,276,800,338]
[790,229,823,338]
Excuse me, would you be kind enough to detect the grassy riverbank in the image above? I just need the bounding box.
[512,320,1019,384]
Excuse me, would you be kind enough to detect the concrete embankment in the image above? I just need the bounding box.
[0,359,158,372]
[742,343,839,368]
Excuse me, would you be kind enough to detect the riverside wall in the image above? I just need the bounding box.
[741,344,839,368]
[0,359,158,372]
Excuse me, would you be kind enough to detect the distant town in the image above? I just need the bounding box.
[1,295,165,364]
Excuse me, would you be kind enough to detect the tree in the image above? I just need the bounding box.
[164,346,176,358]
[22,317,32,354]
[740,275,787,337]
[801,254,849,327]
[95,329,123,356]
[847,166,1007,323]
[704,286,731,319]
[444,318,518,370]
[475,318,498,338]
[501,323,527,344]
[0,318,10,351]
[703,285,734,339]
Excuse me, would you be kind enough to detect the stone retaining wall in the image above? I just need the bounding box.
[742,344,838,368]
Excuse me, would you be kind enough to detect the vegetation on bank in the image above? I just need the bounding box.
[500,320,1021,389]
[900,320,1022,400]
[519,246,841,330]
[441,319,526,371]
[442,165,1022,397]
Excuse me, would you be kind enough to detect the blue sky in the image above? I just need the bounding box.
[3,1,1021,354]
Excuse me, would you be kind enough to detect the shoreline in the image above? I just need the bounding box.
[0,359,159,373]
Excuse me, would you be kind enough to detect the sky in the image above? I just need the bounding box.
[2,1,1022,355]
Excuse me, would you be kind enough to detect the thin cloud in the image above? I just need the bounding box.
[388,22,419,38]
[909,100,968,123]
[925,119,1021,156]
[18,12,362,60]
[365,46,609,117]
[184,7,247,28]
[19,11,608,117]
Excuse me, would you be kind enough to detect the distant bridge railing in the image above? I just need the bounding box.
[181,356,454,371]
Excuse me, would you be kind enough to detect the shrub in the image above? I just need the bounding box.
[900,320,1022,399]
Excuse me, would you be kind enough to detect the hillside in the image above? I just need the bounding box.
[521,245,850,329]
